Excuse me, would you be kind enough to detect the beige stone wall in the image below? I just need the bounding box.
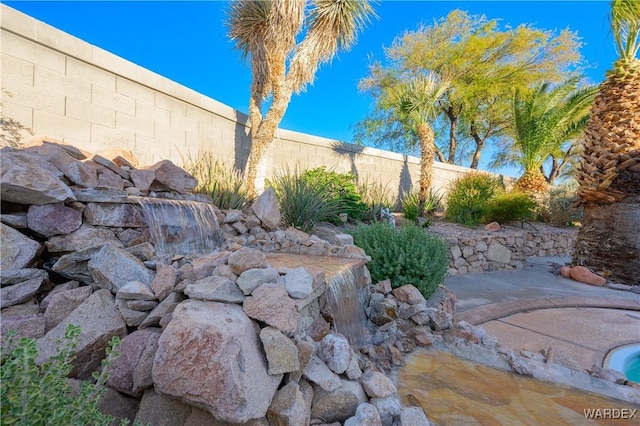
[1,4,507,201]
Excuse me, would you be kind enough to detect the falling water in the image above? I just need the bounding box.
[136,198,223,256]
[325,267,370,348]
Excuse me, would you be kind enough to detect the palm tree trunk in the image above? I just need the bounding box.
[417,122,435,217]
[573,196,640,285]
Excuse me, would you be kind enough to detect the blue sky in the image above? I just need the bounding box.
[5,1,616,176]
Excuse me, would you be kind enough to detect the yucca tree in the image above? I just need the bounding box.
[227,0,375,196]
[390,73,449,216]
[510,78,597,204]
[573,0,640,284]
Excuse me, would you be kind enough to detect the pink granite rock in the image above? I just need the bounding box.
[484,221,501,232]
[569,266,606,286]
[560,265,572,278]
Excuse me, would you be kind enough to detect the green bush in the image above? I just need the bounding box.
[268,169,343,233]
[445,173,502,226]
[301,167,367,224]
[182,152,253,210]
[483,192,537,224]
[544,182,583,226]
[357,179,395,223]
[1,324,125,426]
[350,223,448,298]
[402,189,443,222]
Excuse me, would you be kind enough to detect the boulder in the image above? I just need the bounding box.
[359,370,397,398]
[138,292,183,329]
[251,188,281,229]
[27,203,82,237]
[484,221,501,231]
[87,243,155,292]
[129,169,156,193]
[153,300,282,423]
[183,276,245,304]
[318,333,352,375]
[237,268,280,295]
[1,150,75,204]
[373,279,392,294]
[134,388,193,426]
[147,160,197,193]
[284,267,314,299]
[116,299,149,327]
[391,285,426,305]
[44,286,93,332]
[191,252,231,280]
[267,381,309,426]
[486,240,512,264]
[1,213,28,228]
[303,356,342,391]
[91,154,130,179]
[570,266,606,286]
[60,160,99,188]
[0,276,43,309]
[150,262,177,301]
[260,327,300,375]
[311,379,367,423]
[370,396,401,426]
[106,328,161,397]
[45,224,123,253]
[37,289,127,379]
[83,203,146,227]
[369,299,398,326]
[243,284,300,335]
[560,265,572,278]
[223,209,244,223]
[344,403,382,426]
[1,307,45,342]
[116,281,156,301]
[228,247,267,275]
[1,268,48,287]
[1,223,42,271]
[400,406,431,426]
[96,386,139,426]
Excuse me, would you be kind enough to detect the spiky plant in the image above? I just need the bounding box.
[509,78,597,205]
[227,0,375,196]
[573,0,640,284]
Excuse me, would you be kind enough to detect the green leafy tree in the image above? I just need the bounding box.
[227,0,376,196]
[355,10,585,169]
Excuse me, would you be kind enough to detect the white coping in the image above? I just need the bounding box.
[604,343,640,379]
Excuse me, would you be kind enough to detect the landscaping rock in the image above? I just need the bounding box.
[116,281,156,301]
[570,266,606,286]
[150,262,176,301]
[373,279,392,294]
[147,160,197,193]
[153,300,281,423]
[359,370,397,398]
[134,388,193,426]
[191,251,231,280]
[303,356,342,391]
[88,243,155,292]
[284,267,314,299]
[400,406,431,426]
[370,396,401,426]
[486,239,512,264]
[243,283,300,335]
[318,333,352,375]
[228,247,267,275]
[138,292,183,329]
[260,327,300,375]
[46,224,123,253]
[37,289,127,379]
[391,285,426,305]
[44,286,93,331]
[237,267,280,295]
[27,203,82,237]
[1,276,44,309]
[251,188,281,229]
[184,275,245,304]
[311,379,367,423]
[129,169,155,193]
[83,203,146,228]
[344,403,382,426]
[1,223,42,271]
[484,221,501,231]
[267,381,308,426]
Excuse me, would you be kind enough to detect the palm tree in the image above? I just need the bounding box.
[227,0,375,196]
[573,0,640,284]
[390,73,449,216]
[509,78,597,204]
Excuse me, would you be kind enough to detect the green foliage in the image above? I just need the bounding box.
[357,179,395,223]
[483,192,537,224]
[300,167,367,224]
[182,151,253,210]
[268,168,343,233]
[445,173,502,226]
[350,223,448,298]
[1,324,124,426]
[403,189,443,222]
[543,182,583,226]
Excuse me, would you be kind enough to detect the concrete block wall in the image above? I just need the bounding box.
[1,4,507,201]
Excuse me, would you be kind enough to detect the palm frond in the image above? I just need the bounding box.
[611,0,640,60]
[394,73,450,126]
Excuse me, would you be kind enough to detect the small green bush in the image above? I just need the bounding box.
[445,173,502,226]
[544,182,583,226]
[483,192,537,224]
[402,189,443,222]
[350,223,448,298]
[301,167,367,224]
[182,152,253,210]
[1,324,124,426]
[357,179,395,223]
[268,169,343,233]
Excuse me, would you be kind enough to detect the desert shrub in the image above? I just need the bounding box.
[401,191,420,222]
[544,182,583,226]
[182,152,252,210]
[1,324,125,426]
[350,223,448,298]
[445,173,502,226]
[483,192,537,224]
[357,179,395,223]
[300,167,367,224]
[268,169,343,233]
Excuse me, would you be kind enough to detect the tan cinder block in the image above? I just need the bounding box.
[198,121,223,141]
[35,65,91,102]
[34,21,92,63]
[155,92,186,115]
[169,113,198,134]
[66,97,116,128]
[4,81,65,115]
[1,4,36,39]
[135,100,170,124]
[0,101,34,130]
[134,134,173,165]
[91,123,134,152]
[91,85,134,115]
[154,122,186,149]
[1,30,66,73]
[115,111,154,137]
[66,57,115,91]
[33,109,90,142]
[116,76,154,103]
[185,104,213,125]
[1,53,34,86]
[92,46,141,81]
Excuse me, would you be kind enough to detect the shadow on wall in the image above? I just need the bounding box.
[397,155,413,207]
[330,141,365,177]
[233,110,251,174]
